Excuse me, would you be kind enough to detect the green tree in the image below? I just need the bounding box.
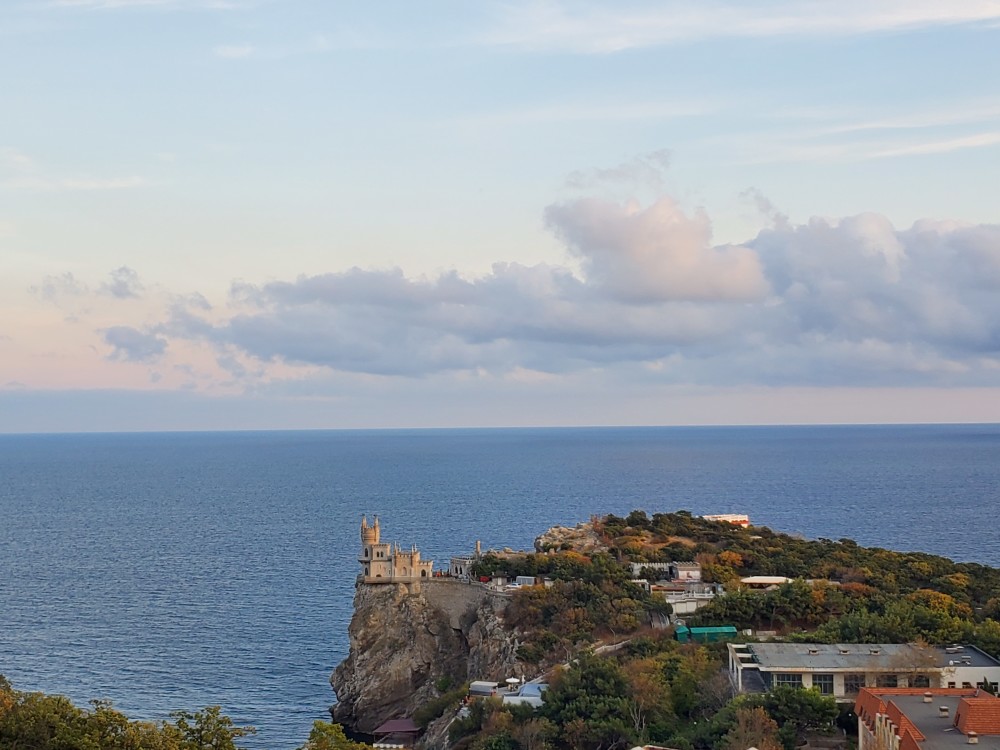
[170,706,255,750]
[298,720,372,750]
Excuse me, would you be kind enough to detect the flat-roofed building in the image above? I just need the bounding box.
[728,643,1000,701]
[856,687,1000,750]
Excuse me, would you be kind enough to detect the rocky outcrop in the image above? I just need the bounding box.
[331,580,521,735]
[534,519,608,555]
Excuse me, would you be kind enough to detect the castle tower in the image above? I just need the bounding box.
[357,515,433,588]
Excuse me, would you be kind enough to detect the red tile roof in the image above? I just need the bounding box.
[954,695,1000,736]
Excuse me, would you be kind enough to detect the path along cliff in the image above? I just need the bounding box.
[330,579,521,735]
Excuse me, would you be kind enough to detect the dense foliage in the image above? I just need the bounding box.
[471,550,669,663]
[0,676,368,750]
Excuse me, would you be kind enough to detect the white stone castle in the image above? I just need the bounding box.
[359,515,434,588]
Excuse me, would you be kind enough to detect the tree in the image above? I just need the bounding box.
[721,707,782,750]
[298,720,372,750]
[541,654,635,749]
[171,706,255,750]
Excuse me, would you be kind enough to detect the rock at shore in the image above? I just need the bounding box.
[330,580,520,734]
[534,519,607,554]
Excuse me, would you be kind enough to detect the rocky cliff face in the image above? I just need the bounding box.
[331,580,521,734]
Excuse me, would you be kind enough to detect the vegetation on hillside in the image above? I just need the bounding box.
[0,675,369,750]
[438,509,1000,750]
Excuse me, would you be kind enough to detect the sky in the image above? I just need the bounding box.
[2,0,1000,432]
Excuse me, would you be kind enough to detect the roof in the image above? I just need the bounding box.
[374,718,420,735]
[741,576,794,585]
[746,643,1000,672]
[857,689,1000,750]
[518,683,548,697]
[956,696,1000,735]
[681,625,738,634]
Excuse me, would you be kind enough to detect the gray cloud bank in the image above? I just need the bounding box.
[160,197,1000,388]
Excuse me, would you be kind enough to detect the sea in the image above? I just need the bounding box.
[1,424,999,749]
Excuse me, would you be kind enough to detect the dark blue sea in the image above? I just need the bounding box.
[2,425,999,749]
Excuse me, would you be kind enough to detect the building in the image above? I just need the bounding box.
[627,561,702,581]
[359,515,434,591]
[676,625,738,643]
[449,541,483,579]
[856,687,1000,750]
[728,643,1000,700]
[701,514,751,528]
[740,575,794,589]
[501,682,548,709]
[671,562,702,581]
[654,581,723,615]
[372,717,420,749]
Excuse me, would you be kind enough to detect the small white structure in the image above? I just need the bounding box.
[449,541,483,579]
[671,562,702,581]
[740,575,793,589]
[629,562,672,577]
[627,561,702,582]
[656,582,722,615]
[701,513,751,528]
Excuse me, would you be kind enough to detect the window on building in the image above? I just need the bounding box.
[813,674,834,695]
[962,682,973,689]
[774,673,803,688]
[911,675,931,688]
[877,674,898,688]
[948,682,956,689]
[845,674,866,695]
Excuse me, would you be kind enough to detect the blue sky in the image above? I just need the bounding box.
[2,1,1000,431]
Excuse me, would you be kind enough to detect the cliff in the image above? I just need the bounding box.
[330,580,521,734]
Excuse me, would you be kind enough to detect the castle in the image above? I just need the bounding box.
[359,515,434,590]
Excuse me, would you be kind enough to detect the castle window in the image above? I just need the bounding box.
[421,570,427,577]
[364,549,368,558]
[365,566,369,576]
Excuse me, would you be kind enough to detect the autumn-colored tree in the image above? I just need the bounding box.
[721,706,782,750]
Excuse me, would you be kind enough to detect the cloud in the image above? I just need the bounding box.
[100,266,145,299]
[482,1,1000,53]
[103,326,167,362]
[31,272,88,302]
[870,132,1000,158]
[546,195,770,303]
[565,150,672,192]
[150,199,1000,388]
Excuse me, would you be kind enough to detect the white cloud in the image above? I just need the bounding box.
[141,194,1000,389]
[482,0,1000,53]
[546,196,770,303]
[870,132,1000,158]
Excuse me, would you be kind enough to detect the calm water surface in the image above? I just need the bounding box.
[1,425,999,748]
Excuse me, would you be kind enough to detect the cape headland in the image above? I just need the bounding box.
[330,516,521,734]
[331,510,1000,750]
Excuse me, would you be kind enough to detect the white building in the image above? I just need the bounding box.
[728,643,1000,701]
